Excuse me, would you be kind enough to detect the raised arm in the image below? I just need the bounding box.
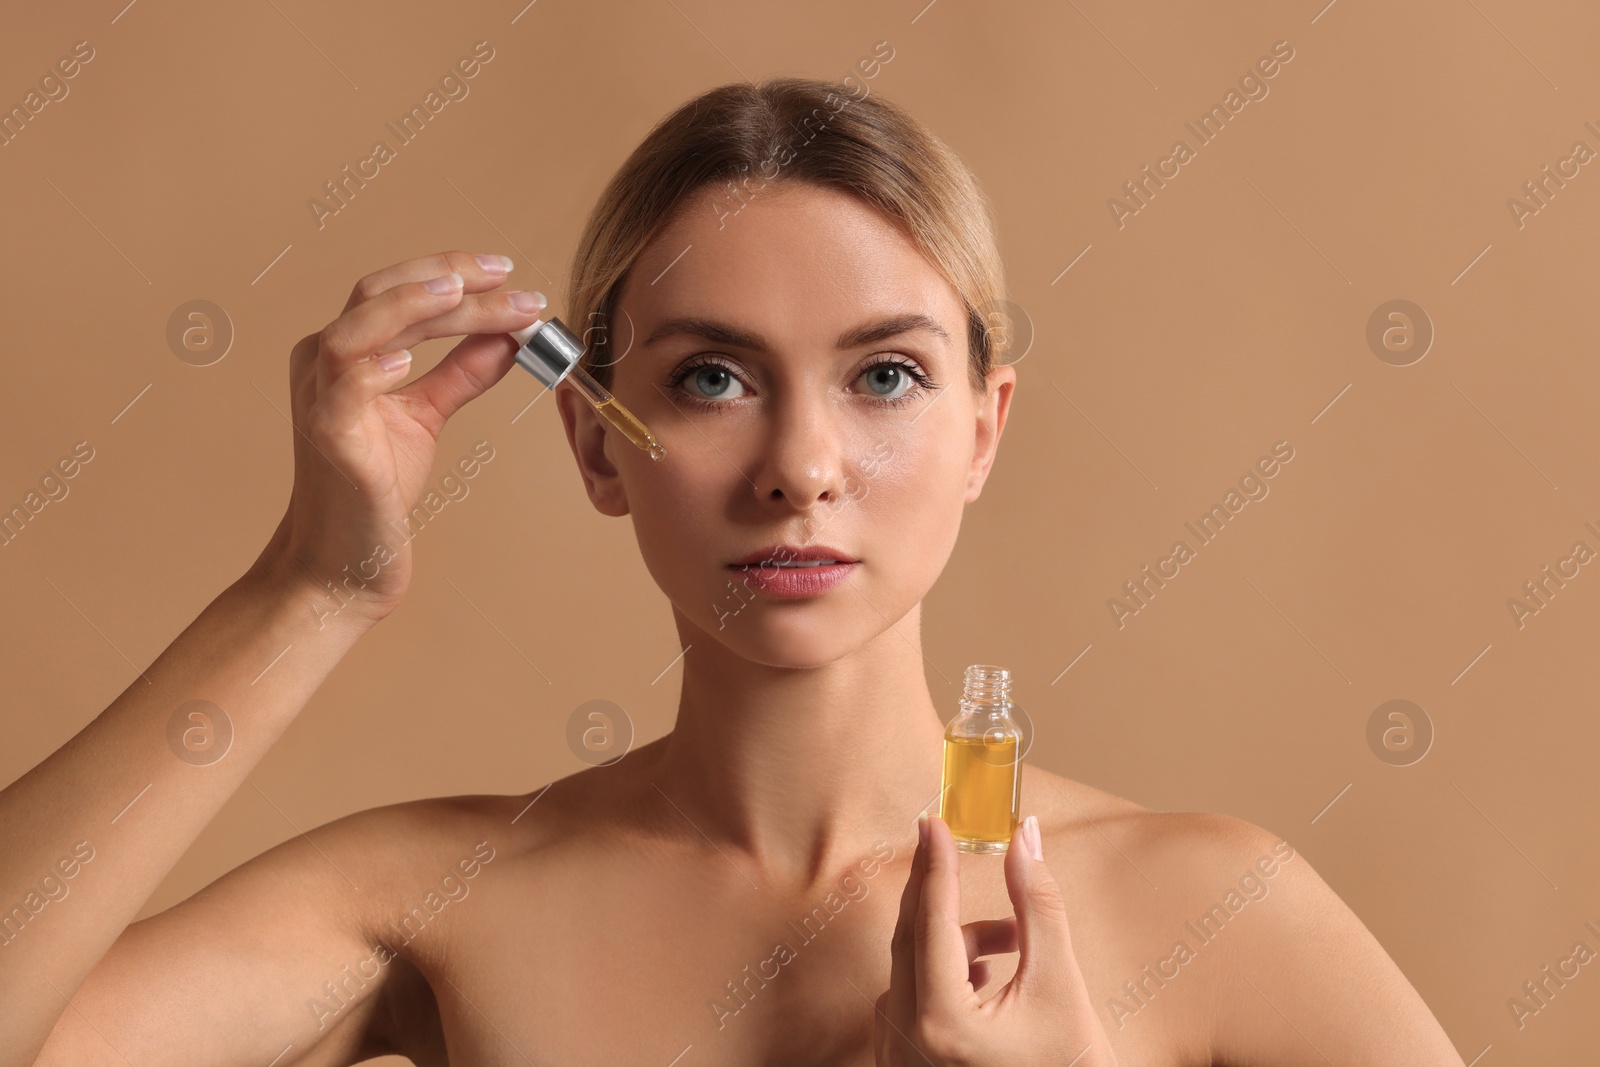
[0,250,544,1066]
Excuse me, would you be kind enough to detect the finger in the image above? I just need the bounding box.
[915,814,973,1018]
[871,989,903,1067]
[1004,814,1075,996]
[342,250,515,313]
[315,343,425,450]
[886,812,928,1030]
[322,279,546,393]
[320,272,468,386]
[968,959,992,994]
[392,331,524,434]
[322,252,539,380]
[960,917,1018,962]
[375,285,548,364]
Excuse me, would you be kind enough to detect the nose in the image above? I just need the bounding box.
[748,388,851,513]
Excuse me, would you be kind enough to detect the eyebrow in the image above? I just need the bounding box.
[643,312,953,353]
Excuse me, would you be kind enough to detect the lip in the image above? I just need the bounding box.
[729,544,859,566]
[726,560,860,598]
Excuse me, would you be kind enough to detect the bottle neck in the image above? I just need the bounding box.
[960,664,1012,715]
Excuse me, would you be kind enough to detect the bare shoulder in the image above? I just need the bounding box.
[328,756,640,938]
[1024,762,1149,826]
[1027,782,1463,1067]
[275,793,525,975]
[1186,816,1463,1065]
[285,789,554,1065]
[327,752,620,874]
[322,788,551,914]
[35,790,535,1067]
[1024,764,1301,881]
[1025,761,1240,843]
[1023,762,1223,860]
[1022,767,1291,932]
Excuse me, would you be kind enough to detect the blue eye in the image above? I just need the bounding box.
[860,362,918,402]
[854,358,940,407]
[682,363,745,401]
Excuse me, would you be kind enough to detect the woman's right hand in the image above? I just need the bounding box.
[253,250,547,621]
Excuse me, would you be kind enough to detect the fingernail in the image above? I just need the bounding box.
[508,290,547,313]
[425,272,464,294]
[917,811,929,849]
[377,349,412,372]
[476,254,514,273]
[1024,815,1043,862]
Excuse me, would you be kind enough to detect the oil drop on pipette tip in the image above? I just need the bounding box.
[508,316,667,461]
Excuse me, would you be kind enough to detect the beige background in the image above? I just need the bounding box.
[2,0,1596,1061]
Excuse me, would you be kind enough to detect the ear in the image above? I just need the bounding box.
[964,363,1016,504]
[555,385,630,517]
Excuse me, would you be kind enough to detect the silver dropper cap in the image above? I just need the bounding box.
[510,316,584,390]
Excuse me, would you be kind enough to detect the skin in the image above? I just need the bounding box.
[1,183,1468,1067]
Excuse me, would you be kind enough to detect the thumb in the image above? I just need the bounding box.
[1004,814,1076,993]
[394,332,522,434]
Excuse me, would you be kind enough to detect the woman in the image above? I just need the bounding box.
[4,78,1463,1066]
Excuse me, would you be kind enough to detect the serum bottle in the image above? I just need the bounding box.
[939,664,1023,854]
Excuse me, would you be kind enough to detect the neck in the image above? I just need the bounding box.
[647,601,948,889]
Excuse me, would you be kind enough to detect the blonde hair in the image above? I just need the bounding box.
[565,76,1009,394]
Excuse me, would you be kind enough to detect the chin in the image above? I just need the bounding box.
[685,569,934,669]
[702,602,869,668]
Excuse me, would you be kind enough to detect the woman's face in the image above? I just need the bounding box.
[557,181,1015,667]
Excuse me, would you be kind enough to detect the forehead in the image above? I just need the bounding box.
[617,182,964,352]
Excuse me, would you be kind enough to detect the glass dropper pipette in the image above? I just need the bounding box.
[508,316,666,461]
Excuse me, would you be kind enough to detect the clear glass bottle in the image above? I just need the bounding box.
[939,664,1023,854]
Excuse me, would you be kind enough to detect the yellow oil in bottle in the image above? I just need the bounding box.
[938,664,1023,854]
[940,734,1020,852]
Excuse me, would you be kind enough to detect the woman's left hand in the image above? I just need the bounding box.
[873,812,1121,1067]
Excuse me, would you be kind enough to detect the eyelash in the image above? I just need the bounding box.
[665,355,939,412]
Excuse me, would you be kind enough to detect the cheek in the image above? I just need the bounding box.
[622,461,730,588]
[865,428,971,515]
[850,438,968,561]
